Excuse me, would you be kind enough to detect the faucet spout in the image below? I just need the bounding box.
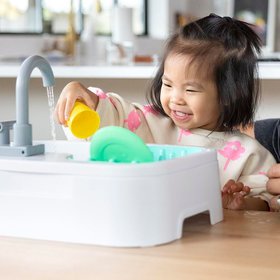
[0,55,54,156]
[13,55,55,147]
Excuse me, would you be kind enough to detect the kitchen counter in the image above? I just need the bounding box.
[0,210,279,279]
[0,63,157,79]
[0,60,280,79]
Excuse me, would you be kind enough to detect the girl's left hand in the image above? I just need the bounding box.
[222,179,251,210]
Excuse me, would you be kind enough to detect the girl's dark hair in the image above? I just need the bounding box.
[147,13,262,131]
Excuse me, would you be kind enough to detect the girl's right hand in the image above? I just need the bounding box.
[55,81,98,125]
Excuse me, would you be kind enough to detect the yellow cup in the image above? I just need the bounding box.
[68,101,100,139]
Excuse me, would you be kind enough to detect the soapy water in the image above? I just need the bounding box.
[46,86,56,142]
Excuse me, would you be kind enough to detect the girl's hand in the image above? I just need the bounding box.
[55,81,98,125]
[222,179,250,210]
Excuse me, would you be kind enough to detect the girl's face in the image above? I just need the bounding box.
[160,53,220,131]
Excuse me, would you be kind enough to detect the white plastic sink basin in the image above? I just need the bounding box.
[0,140,223,247]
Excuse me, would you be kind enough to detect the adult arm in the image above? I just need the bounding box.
[254,119,280,163]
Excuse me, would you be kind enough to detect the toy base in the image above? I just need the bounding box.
[0,141,223,247]
[0,144,44,156]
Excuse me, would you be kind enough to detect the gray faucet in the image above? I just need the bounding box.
[0,55,55,156]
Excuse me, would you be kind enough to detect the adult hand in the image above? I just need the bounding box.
[268,196,280,211]
[222,179,250,210]
[55,81,98,125]
[266,163,280,194]
[266,164,280,211]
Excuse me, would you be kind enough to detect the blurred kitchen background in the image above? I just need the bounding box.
[1,0,280,60]
[1,0,280,140]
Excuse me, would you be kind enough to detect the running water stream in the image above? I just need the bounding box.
[46,86,56,141]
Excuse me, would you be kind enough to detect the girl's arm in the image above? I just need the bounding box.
[55,81,99,125]
[55,82,157,143]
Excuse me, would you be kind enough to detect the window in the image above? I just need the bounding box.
[92,0,147,35]
[0,0,42,33]
[41,0,83,34]
[0,0,147,36]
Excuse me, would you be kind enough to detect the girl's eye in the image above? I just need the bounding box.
[186,89,198,93]
[163,82,171,88]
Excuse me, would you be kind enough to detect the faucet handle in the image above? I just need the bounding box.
[0,121,16,145]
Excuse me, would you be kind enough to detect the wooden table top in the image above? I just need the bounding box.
[0,210,279,279]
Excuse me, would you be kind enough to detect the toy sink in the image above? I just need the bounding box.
[0,140,223,247]
[0,56,223,247]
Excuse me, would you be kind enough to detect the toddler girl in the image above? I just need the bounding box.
[55,14,278,211]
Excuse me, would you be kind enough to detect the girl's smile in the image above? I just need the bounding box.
[160,53,220,131]
[170,110,193,122]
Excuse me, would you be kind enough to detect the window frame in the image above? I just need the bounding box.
[0,0,148,37]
